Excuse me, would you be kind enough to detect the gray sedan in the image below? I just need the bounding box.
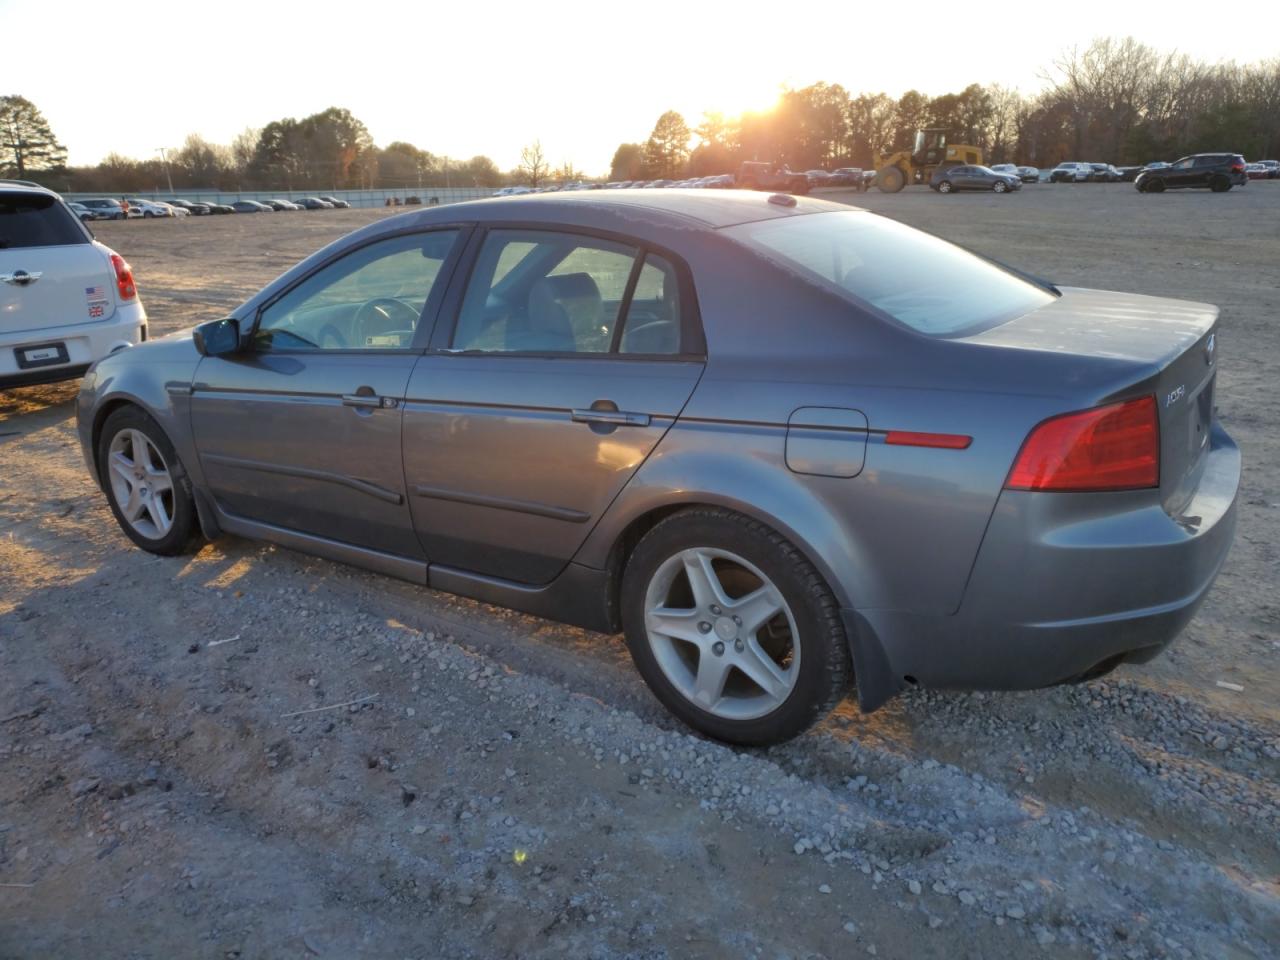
[931,165,1022,193]
[76,191,1239,745]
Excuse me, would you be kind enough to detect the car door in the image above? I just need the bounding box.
[189,227,465,559]
[1166,157,1195,186]
[1192,156,1221,186]
[402,227,705,584]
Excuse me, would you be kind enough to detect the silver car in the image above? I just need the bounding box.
[76,191,1239,744]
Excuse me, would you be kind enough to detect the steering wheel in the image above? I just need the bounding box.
[354,298,419,348]
[621,318,677,352]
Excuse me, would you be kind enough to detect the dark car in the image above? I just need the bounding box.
[930,165,1021,194]
[230,200,273,213]
[1116,167,1144,182]
[1136,154,1248,193]
[319,195,351,209]
[201,201,235,215]
[828,167,866,189]
[74,191,1239,745]
[165,199,211,215]
[78,198,127,220]
[1088,164,1121,183]
[295,197,334,210]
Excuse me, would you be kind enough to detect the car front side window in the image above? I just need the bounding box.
[254,230,459,352]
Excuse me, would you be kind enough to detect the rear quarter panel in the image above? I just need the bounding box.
[576,242,1081,615]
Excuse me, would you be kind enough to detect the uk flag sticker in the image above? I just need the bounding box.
[88,303,105,319]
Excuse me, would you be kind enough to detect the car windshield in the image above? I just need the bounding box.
[724,210,1055,337]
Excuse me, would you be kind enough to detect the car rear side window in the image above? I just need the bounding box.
[451,230,685,356]
[0,193,87,249]
[725,210,1055,337]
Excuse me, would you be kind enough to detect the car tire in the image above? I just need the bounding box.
[937,180,952,194]
[143,211,154,218]
[993,181,1007,193]
[1209,176,1231,193]
[1146,177,1166,193]
[620,507,852,746]
[97,406,200,557]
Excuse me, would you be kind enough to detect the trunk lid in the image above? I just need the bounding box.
[1,189,117,336]
[962,286,1218,514]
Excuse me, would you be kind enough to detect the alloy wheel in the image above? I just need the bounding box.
[106,428,176,540]
[643,547,800,720]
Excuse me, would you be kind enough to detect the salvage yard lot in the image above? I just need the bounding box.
[1,185,1277,958]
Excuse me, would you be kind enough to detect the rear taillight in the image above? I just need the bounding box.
[1006,396,1159,492]
[1231,158,1245,171]
[110,253,136,301]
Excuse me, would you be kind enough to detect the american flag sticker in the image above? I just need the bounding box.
[85,285,106,300]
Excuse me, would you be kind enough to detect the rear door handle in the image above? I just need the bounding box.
[571,408,650,428]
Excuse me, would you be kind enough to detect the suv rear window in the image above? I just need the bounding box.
[724,210,1055,336]
[0,192,88,249]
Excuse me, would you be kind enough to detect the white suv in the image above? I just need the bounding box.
[1,183,147,389]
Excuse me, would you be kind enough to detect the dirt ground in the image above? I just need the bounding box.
[1,185,1277,959]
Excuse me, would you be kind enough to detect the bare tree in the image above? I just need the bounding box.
[518,140,548,186]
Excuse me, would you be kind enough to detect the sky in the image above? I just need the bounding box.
[3,0,1276,175]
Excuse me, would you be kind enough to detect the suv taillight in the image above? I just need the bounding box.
[110,253,136,301]
[1006,396,1159,492]
[1231,158,1245,171]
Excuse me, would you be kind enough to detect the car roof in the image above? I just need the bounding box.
[0,180,59,197]
[386,189,856,233]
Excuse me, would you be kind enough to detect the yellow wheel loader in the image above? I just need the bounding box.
[876,129,983,193]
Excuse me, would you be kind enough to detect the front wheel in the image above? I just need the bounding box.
[98,407,200,556]
[876,165,905,193]
[621,508,852,745]
[1146,177,1166,193]
[937,180,953,194]
[992,181,1007,193]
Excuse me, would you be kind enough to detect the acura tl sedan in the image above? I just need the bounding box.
[76,191,1239,745]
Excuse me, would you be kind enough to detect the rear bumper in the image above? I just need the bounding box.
[0,303,146,388]
[848,421,1240,709]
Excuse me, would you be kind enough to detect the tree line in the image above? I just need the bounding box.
[4,37,1278,191]
[2,102,542,193]
[614,38,1279,179]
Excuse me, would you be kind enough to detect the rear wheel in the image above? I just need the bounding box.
[876,165,905,193]
[937,180,953,194]
[621,508,852,745]
[143,211,154,218]
[1209,175,1231,193]
[98,407,199,556]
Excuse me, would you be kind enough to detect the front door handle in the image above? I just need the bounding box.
[571,408,650,427]
[342,393,397,410]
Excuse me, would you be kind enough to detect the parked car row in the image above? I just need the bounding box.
[1045,154,1274,191]
[67,195,355,220]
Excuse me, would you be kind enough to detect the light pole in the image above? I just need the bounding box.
[156,147,174,194]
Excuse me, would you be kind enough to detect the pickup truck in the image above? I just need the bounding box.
[735,161,810,194]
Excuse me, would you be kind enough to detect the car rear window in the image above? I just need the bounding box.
[723,210,1055,336]
[0,192,88,249]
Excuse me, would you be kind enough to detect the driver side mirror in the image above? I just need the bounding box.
[192,317,242,357]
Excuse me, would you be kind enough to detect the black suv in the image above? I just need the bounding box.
[1135,154,1247,193]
